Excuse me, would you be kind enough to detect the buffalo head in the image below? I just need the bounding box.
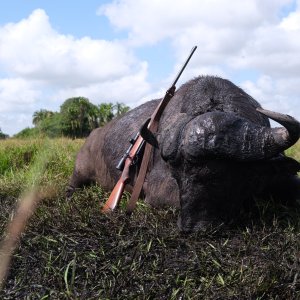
[141,77,300,232]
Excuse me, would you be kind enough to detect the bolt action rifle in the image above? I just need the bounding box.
[101,46,197,213]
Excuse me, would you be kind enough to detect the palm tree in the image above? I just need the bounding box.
[87,105,99,130]
[114,102,130,117]
[32,109,54,126]
[98,103,114,126]
[60,97,99,137]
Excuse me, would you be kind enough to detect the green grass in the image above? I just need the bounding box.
[0,139,300,299]
[286,146,300,167]
[0,138,83,197]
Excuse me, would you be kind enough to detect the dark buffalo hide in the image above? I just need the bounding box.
[67,76,300,232]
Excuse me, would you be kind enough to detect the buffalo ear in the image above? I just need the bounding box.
[140,118,159,148]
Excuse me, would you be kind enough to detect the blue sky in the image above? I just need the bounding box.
[0,1,110,36]
[0,1,134,43]
[0,0,300,135]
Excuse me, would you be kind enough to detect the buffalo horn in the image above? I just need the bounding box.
[257,107,300,149]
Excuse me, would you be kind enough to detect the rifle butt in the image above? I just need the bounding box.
[101,179,126,213]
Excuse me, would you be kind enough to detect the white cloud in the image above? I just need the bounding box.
[241,74,300,119]
[99,0,300,81]
[0,78,41,113]
[99,0,300,120]
[0,9,150,135]
[53,61,150,107]
[0,9,143,85]
[230,23,300,77]
[0,113,33,136]
[98,0,289,46]
[280,8,300,30]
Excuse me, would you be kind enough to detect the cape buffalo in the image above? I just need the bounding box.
[67,76,300,232]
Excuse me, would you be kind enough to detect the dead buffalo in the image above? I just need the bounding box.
[67,76,300,232]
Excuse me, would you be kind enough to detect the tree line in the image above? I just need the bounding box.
[0,129,9,140]
[14,97,130,139]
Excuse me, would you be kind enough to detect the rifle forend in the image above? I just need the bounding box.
[116,132,140,171]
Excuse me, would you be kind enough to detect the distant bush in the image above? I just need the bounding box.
[0,128,9,139]
[38,113,63,138]
[14,98,130,139]
[13,127,40,139]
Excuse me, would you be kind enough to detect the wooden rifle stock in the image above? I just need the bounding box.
[101,136,144,212]
[101,178,126,212]
[101,46,197,213]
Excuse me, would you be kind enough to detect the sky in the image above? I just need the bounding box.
[0,0,300,136]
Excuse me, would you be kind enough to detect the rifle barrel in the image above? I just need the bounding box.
[170,46,197,88]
